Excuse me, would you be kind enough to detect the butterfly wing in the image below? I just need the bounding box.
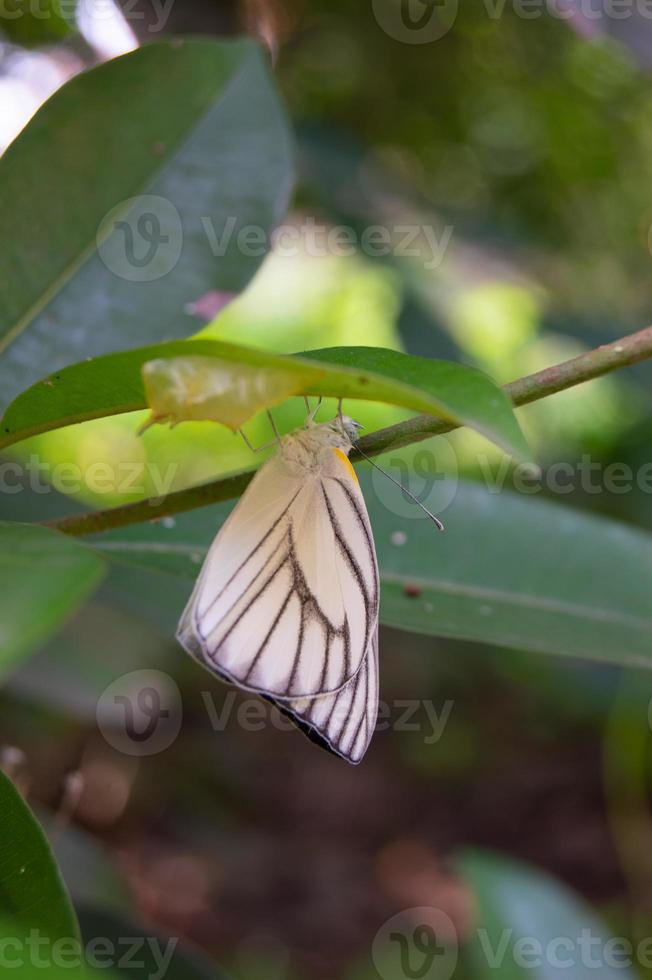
[177,442,379,706]
[271,628,378,764]
[176,452,299,680]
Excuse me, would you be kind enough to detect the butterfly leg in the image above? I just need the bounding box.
[237,409,289,453]
[266,409,282,446]
[238,430,271,453]
[238,423,279,454]
[304,396,323,426]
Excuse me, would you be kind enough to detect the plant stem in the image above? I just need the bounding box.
[46,325,652,537]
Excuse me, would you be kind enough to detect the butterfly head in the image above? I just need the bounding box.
[337,415,363,445]
[293,413,363,456]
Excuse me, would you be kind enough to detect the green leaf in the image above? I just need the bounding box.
[457,849,639,978]
[0,522,105,676]
[90,473,652,667]
[0,769,84,978]
[373,475,652,666]
[0,38,293,411]
[0,341,532,462]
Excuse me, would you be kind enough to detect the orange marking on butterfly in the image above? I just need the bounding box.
[333,448,359,485]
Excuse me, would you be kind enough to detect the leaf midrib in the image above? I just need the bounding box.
[93,541,650,633]
[383,572,650,632]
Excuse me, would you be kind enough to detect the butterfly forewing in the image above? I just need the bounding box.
[178,443,379,701]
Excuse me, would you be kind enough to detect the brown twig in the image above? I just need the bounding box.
[46,326,652,537]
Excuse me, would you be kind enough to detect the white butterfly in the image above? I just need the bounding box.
[177,413,379,764]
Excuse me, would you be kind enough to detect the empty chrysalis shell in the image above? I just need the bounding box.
[141,356,305,431]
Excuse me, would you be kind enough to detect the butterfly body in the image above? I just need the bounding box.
[177,416,380,763]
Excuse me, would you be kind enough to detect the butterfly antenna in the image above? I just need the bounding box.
[353,444,444,531]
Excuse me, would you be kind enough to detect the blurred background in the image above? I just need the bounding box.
[2,1,652,977]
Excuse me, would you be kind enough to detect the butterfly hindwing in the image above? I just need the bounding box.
[271,630,379,764]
